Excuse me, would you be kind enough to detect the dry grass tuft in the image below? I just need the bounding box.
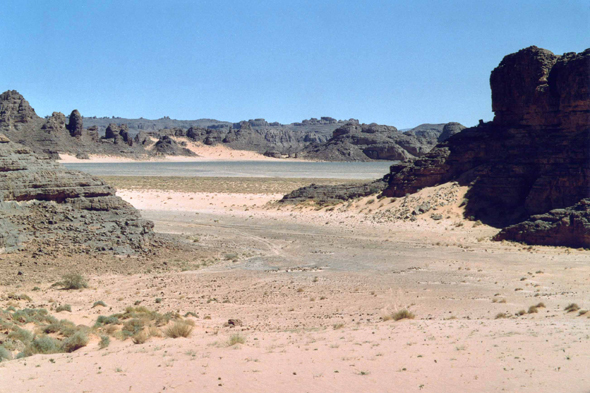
[55,274,88,290]
[228,334,246,346]
[391,310,415,321]
[132,329,150,344]
[165,322,193,338]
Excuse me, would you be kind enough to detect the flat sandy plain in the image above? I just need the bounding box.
[1,176,589,393]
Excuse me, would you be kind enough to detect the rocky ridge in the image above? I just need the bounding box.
[0,135,154,254]
[298,121,463,162]
[0,90,460,161]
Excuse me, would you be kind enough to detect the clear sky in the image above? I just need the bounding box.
[0,1,587,128]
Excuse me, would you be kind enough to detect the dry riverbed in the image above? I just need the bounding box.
[1,177,589,393]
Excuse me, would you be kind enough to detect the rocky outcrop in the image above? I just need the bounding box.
[438,122,466,142]
[0,91,153,158]
[494,199,590,248]
[300,122,450,162]
[41,112,67,134]
[0,90,38,131]
[153,135,196,156]
[281,179,388,205]
[104,123,133,146]
[66,110,83,137]
[381,46,590,245]
[0,135,154,254]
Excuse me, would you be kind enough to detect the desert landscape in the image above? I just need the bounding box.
[1,175,589,392]
[1,2,589,393]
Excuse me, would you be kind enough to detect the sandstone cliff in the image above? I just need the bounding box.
[381,46,589,245]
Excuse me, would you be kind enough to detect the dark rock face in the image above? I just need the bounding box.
[67,110,83,137]
[495,199,590,248]
[0,136,154,253]
[382,46,590,246]
[153,135,196,156]
[104,123,133,146]
[281,180,388,205]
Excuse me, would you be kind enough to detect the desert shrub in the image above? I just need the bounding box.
[7,293,32,302]
[228,334,245,346]
[8,328,33,343]
[56,274,88,290]
[99,335,110,349]
[536,302,546,308]
[132,329,150,344]
[94,315,120,327]
[30,336,61,354]
[565,303,580,313]
[528,306,538,314]
[56,304,72,313]
[392,310,415,321]
[122,318,146,337]
[43,319,76,337]
[495,312,508,319]
[92,301,107,308]
[165,322,193,338]
[0,346,12,361]
[12,308,51,324]
[62,331,89,352]
[148,326,162,337]
[516,310,526,316]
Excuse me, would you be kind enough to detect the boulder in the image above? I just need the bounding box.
[495,199,590,248]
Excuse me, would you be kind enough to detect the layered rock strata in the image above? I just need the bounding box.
[0,136,153,253]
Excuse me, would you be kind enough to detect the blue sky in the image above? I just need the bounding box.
[0,1,587,128]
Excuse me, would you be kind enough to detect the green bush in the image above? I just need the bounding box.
[99,335,110,349]
[62,331,89,353]
[8,328,33,343]
[56,304,72,313]
[0,346,12,361]
[30,336,61,354]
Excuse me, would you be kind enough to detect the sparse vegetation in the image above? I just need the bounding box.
[99,335,110,349]
[55,304,72,313]
[62,331,89,352]
[165,321,193,338]
[565,303,580,313]
[92,301,107,308]
[132,329,150,344]
[391,310,415,321]
[55,274,88,290]
[228,333,246,346]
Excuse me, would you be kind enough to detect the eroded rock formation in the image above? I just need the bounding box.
[382,46,589,245]
[0,136,154,254]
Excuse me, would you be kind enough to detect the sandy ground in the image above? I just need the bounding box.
[58,140,306,163]
[1,180,589,393]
